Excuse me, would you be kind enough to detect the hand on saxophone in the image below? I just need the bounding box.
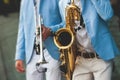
[15,60,25,73]
[41,25,51,41]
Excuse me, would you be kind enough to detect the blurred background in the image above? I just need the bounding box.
[0,0,120,80]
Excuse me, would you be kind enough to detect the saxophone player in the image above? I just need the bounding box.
[59,0,120,80]
[15,0,64,80]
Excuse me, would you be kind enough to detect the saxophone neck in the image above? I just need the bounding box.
[71,0,74,4]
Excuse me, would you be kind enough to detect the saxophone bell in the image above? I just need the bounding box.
[54,28,74,49]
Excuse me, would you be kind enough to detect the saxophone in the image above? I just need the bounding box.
[54,0,81,80]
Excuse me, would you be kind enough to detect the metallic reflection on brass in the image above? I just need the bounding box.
[54,0,81,80]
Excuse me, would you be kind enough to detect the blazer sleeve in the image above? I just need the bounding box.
[50,21,65,32]
[91,0,114,21]
[49,0,65,32]
[15,0,26,61]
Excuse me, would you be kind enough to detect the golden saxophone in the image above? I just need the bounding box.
[54,0,81,80]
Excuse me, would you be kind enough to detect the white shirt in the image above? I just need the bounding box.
[74,0,95,53]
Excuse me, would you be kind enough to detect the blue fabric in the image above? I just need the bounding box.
[15,0,65,64]
[59,0,120,60]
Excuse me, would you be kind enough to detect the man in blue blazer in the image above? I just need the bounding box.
[15,0,64,80]
[59,0,120,80]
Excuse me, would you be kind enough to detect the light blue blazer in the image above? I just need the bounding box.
[59,0,120,60]
[15,0,64,64]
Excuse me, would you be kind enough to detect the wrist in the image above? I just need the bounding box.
[49,28,55,36]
